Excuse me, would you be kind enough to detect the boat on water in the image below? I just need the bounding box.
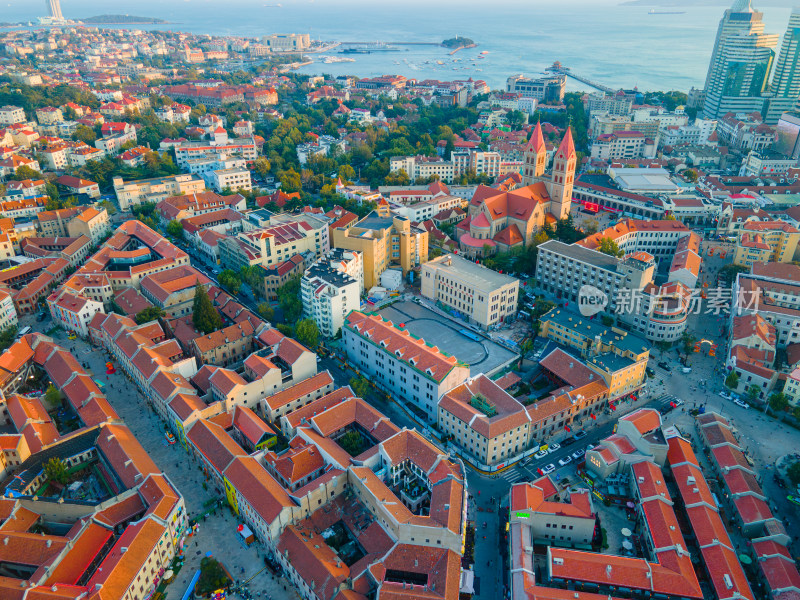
[436,60,444,65]
[648,8,686,14]
[480,50,489,55]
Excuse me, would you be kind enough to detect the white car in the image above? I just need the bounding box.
[733,399,750,409]
[547,442,561,453]
[540,463,556,475]
[558,456,572,467]
[719,391,731,400]
[534,449,548,460]
[673,398,685,406]
[572,448,585,460]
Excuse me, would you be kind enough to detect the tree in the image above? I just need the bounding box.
[44,457,69,485]
[338,164,356,182]
[135,306,166,324]
[166,219,183,238]
[745,384,760,402]
[0,326,17,351]
[277,276,303,323]
[787,461,800,486]
[192,285,222,334]
[769,392,788,413]
[253,157,271,179]
[725,372,739,389]
[196,557,230,596]
[680,332,697,356]
[278,168,302,192]
[73,124,96,144]
[350,376,370,399]
[519,338,534,368]
[12,165,41,180]
[295,318,319,348]
[338,430,365,456]
[597,237,623,258]
[218,269,242,295]
[682,169,698,183]
[257,303,275,321]
[718,264,749,287]
[44,384,61,408]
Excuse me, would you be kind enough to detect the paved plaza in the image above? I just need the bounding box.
[377,300,517,376]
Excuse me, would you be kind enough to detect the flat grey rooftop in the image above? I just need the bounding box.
[376,300,517,377]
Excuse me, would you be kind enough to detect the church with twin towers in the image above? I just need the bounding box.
[459,124,576,256]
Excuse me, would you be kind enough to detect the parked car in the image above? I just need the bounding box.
[547,443,561,453]
[774,473,787,489]
[573,430,588,440]
[658,361,672,371]
[534,449,548,460]
[719,391,731,400]
[646,367,656,378]
[787,495,800,507]
[733,398,750,409]
[558,456,572,467]
[539,463,556,475]
[561,437,576,447]
[572,449,586,460]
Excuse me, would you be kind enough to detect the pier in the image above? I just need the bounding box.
[338,41,442,47]
[546,62,615,93]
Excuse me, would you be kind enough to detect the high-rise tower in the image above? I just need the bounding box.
[547,127,576,221]
[46,0,63,21]
[766,9,800,122]
[701,0,777,120]
[521,121,546,185]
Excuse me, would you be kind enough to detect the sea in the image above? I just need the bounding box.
[2,0,796,92]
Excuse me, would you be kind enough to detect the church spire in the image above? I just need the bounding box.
[526,121,546,153]
[556,126,576,160]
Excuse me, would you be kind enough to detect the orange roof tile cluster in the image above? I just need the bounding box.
[308,397,400,446]
[192,319,255,354]
[665,437,753,600]
[264,371,334,411]
[140,264,210,305]
[510,476,593,519]
[345,311,464,383]
[439,375,530,439]
[548,457,701,599]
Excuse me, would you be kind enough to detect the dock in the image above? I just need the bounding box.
[546,62,615,93]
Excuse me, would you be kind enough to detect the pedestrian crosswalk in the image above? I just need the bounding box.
[498,468,528,483]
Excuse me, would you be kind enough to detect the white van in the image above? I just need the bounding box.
[681,367,692,374]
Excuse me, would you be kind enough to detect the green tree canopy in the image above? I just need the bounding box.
[295,318,319,348]
[769,392,788,413]
[12,165,41,181]
[725,372,739,389]
[192,285,222,334]
[597,237,623,258]
[44,457,69,485]
[218,269,242,295]
[44,384,61,408]
[135,306,166,324]
[166,219,183,238]
[196,557,230,596]
[350,376,370,399]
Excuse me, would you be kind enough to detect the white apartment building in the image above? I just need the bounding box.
[95,128,137,156]
[0,106,25,125]
[389,155,455,183]
[0,289,18,331]
[42,146,69,171]
[740,150,798,176]
[535,240,654,313]
[452,149,503,179]
[391,194,463,223]
[113,174,206,211]
[301,253,361,337]
[343,310,470,422]
[421,253,519,329]
[185,153,247,178]
[732,263,800,347]
[219,214,330,271]
[170,139,257,168]
[211,168,252,193]
[590,132,656,160]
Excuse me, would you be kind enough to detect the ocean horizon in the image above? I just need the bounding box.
[3,0,795,92]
